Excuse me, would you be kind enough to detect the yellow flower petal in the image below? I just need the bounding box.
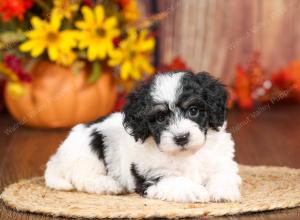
[130,64,141,80]
[140,58,154,74]
[60,33,77,50]
[19,40,36,52]
[108,59,120,66]
[104,17,118,29]
[57,50,76,66]
[0,63,18,81]
[82,6,94,25]
[48,46,59,61]
[26,31,46,38]
[121,60,132,80]
[97,43,107,59]
[71,4,79,11]
[106,29,120,38]
[138,38,155,52]
[75,21,88,30]
[31,44,46,57]
[108,50,123,66]
[50,13,62,31]
[53,0,79,19]
[87,46,97,61]
[7,82,24,97]
[31,17,44,29]
[95,5,104,25]
[127,28,138,41]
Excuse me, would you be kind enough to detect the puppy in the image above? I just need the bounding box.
[45,71,241,203]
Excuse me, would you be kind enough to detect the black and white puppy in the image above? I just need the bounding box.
[45,71,241,203]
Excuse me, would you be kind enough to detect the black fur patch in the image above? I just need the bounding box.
[123,81,154,142]
[85,115,109,127]
[90,129,107,168]
[146,103,171,145]
[130,163,161,196]
[179,72,227,131]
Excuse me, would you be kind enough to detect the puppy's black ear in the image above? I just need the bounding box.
[123,81,152,142]
[195,72,228,130]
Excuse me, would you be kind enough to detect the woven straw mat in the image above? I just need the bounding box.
[1,165,300,219]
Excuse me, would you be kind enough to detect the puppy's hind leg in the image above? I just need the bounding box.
[45,175,74,191]
[44,162,74,191]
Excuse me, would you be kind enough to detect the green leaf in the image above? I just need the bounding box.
[88,61,102,83]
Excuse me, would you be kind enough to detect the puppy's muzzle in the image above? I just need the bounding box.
[173,132,190,147]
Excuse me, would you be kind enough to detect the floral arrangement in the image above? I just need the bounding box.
[0,0,155,96]
[230,53,300,109]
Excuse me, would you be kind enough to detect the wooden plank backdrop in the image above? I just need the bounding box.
[145,0,300,84]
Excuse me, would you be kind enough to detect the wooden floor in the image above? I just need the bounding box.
[0,104,300,220]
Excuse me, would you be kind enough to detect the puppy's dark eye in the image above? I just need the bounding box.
[188,106,199,118]
[156,114,166,123]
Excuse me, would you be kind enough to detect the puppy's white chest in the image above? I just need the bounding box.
[179,157,208,185]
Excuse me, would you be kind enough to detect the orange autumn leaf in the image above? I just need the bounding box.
[272,61,300,92]
[286,61,300,92]
[158,56,190,72]
[235,65,253,110]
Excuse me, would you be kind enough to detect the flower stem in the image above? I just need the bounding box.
[89,61,102,83]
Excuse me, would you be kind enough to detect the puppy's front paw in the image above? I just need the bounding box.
[146,177,209,203]
[207,184,240,202]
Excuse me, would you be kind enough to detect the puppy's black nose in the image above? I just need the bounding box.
[173,133,190,146]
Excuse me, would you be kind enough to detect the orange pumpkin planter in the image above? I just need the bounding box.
[4,61,117,128]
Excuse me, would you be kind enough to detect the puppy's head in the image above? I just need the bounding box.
[123,71,227,156]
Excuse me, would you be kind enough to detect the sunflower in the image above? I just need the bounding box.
[75,5,120,61]
[52,0,79,19]
[109,28,155,80]
[19,14,77,64]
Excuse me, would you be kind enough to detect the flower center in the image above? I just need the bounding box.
[96,28,105,37]
[128,50,136,59]
[47,32,59,42]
